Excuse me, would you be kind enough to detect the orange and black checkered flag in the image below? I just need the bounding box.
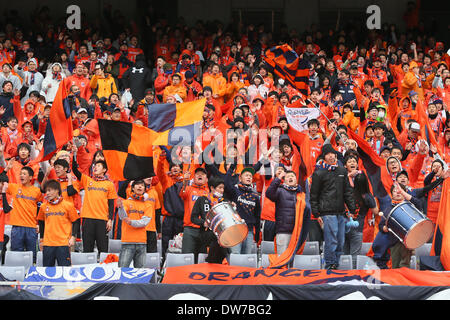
[98,119,155,181]
[264,44,311,96]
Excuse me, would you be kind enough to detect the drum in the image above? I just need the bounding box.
[206,202,248,248]
[386,201,434,249]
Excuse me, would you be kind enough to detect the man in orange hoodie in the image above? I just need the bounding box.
[401,61,424,100]
[202,63,227,105]
[163,73,186,103]
[62,62,92,100]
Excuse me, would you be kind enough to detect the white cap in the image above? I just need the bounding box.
[409,122,421,132]
[77,108,88,114]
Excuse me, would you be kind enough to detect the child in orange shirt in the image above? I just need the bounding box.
[116,180,153,268]
[37,180,79,267]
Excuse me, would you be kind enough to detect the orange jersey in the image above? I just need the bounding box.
[121,198,154,243]
[37,200,79,246]
[125,185,160,232]
[7,183,42,228]
[179,184,209,228]
[79,174,117,221]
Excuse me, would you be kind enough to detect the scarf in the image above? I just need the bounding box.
[238,183,254,193]
[93,175,108,182]
[207,193,223,208]
[58,176,69,182]
[29,70,37,86]
[16,156,30,166]
[52,71,62,81]
[7,128,18,142]
[281,184,300,192]
[130,192,145,202]
[45,195,63,205]
[315,159,338,171]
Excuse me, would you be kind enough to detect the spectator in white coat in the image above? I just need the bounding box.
[41,63,66,104]
[17,58,44,104]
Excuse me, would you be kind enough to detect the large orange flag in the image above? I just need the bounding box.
[431,178,450,270]
[32,84,73,163]
[415,98,443,156]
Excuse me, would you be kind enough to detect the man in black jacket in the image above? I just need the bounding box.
[310,144,356,270]
[122,54,153,103]
[189,176,228,263]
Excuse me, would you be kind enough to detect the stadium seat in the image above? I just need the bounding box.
[197,253,208,264]
[229,253,258,268]
[302,241,320,255]
[251,242,257,254]
[108,239,122,253]
[165,253,195,268]
[4,251,33,268]
[410,255,417,270]
[0,266,26,281]
[414,243,432,257]
[260,254,270,268]
[70,252,98,265]
[157,239,162,256]
[360,242,373,255]
[356,255,378,270]
[260,241,275,254]
[144,252,161,269]
[98,252,116,263]
[36,251,43,267]
[338,255,353,270]
[293,255,321,270]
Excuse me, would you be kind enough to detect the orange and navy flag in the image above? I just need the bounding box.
[147,99,206,146]
[431,178,450,270]
[33,83,73,163]
[263,44,311,96]
[98,119,155,181]
[415,98,443,157]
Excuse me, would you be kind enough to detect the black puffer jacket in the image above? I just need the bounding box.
[265,177,307,234]
[310,166,356,217]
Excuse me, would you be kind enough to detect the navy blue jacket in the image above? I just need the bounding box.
[224,164,261,239]
[265,177,311,234]
[0,92,15,125]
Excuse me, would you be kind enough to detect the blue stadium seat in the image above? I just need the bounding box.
[293,255,321,270]
[229,253,258,268]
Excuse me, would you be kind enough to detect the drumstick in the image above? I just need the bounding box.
[378,212,384,217]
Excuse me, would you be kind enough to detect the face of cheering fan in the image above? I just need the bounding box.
[210,183,224,197]
[45,187,60,201]
[344,158,358,172]
[194,171,207,185]
[93,162,107,176]
[284,172,297,187]
[387,158,400,174]
[132,182,146,195]
[239,171,253,185]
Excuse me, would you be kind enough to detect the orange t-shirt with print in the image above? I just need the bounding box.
[179,184,209,228]
[125,185,161,233]
[79,174,117,221]
[7,183,43,228]
[121,199,154,243]
[37,200,79,246]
